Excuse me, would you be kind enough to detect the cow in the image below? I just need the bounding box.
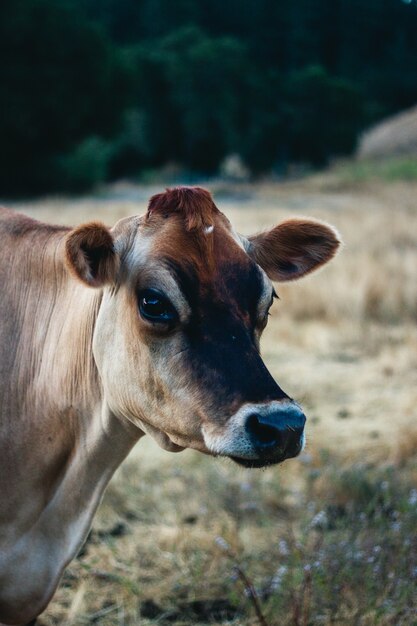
[0,187,340,624]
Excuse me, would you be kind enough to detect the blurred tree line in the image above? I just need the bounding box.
[1,0,417,194]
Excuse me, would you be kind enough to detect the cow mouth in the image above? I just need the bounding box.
[229,455,284,469]
[230,443,303,468]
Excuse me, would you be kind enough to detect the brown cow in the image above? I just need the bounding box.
[0,187,340,624]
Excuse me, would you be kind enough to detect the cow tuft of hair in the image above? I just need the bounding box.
[147,186,219,231]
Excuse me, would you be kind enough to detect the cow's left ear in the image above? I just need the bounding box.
[65,222,119,287]
[247,218,341,282]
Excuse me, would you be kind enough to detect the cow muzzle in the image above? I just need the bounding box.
[236,404,306,467]
[202,401,306,468]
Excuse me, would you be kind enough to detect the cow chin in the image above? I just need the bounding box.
[137,420,186,453]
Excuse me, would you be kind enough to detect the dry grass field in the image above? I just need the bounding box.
[10,170,417,625]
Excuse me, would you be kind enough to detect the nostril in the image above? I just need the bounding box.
[245,413,280,448]
[244,406,306,457]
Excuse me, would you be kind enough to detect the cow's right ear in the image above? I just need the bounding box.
[65,222,119,287]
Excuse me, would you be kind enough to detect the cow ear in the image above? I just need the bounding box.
[65,222,119,287]
[248,218,341,282]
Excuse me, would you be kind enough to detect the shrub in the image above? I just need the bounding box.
[57,137,113,192]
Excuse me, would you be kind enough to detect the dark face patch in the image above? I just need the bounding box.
[161,233,288,417]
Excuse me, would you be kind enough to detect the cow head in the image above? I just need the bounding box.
[65,187,340,468]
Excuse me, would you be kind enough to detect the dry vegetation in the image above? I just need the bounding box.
[11,171,417,625]
[357,104,417,161]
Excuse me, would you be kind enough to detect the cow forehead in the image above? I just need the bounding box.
[141,212,267,304]
[114,205,273,317]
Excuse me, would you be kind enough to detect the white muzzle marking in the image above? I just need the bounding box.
[202,400,305,460]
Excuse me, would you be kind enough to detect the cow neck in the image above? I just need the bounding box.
[11,232,143,506]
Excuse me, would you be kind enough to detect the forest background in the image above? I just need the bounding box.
[2,0,417,196]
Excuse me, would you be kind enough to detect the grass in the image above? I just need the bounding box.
[12,175,417,625]
[39,451,417,625]
[321,156,417,187]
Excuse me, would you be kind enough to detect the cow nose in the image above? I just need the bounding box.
[245,405,306,459]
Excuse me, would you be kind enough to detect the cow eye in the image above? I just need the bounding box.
[138,289,178,324]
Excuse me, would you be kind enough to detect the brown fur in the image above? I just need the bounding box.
[146,188,227,279]
[0,208,135,624]
[147,187,219,230]
[0,206,68,238]
[248,218,341,282]
[65,222,119,287]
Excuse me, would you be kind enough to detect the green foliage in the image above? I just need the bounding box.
[1,0,417,193]
[157,26,248,171]
[57,136,113,192]
[331,157,417,184]
[284,65,363,164]
[0,0,129,195]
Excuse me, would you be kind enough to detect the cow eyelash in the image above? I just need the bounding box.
[259,292,277,326]
[268,292,277,310]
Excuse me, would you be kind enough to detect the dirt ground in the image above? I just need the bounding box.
[9,175,417,624]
